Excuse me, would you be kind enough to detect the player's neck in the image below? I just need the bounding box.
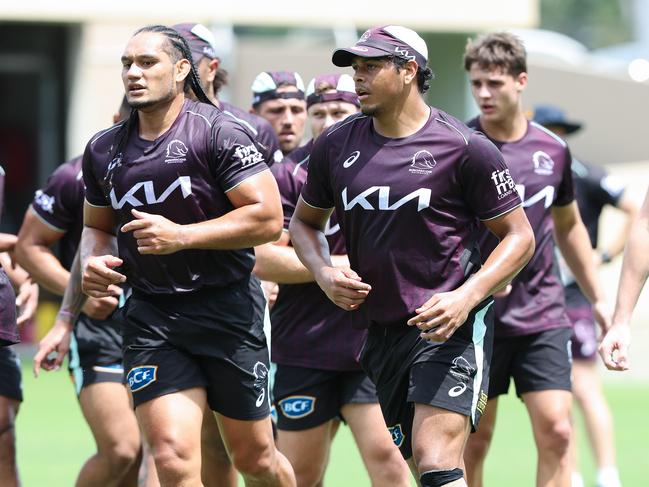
[373,95,430,139]
[137,94,186,141]
[479,110,528,142]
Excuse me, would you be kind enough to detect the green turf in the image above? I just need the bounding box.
[15,359,648,486]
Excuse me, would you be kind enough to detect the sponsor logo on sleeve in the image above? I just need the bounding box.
[253,361,269,408]
[448,356,475,398]
[33,190,55,214]
[490,169,516,200]
[342,150,361,168]
[388,424,405,448]
[165,140,188,164]
[532,151,555,176]
[409,149,437,175]
[126,365,158,392]
[234,143,264,168]
[278,396,316,419]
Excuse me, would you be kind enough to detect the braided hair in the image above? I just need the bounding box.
[103,24,215,196]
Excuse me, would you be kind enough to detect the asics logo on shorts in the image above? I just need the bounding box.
[252,361,269,408]
[278,396,316,419]
[448,356,474,398]
[126,365,158,392]
[388,424,405,448]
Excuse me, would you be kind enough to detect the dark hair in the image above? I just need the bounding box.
[104,24,216,196]
[463,32,527,76]
[213,67,229,94]
[391,57,434,94]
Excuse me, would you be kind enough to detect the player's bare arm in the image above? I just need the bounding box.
[0,232,17,252]
[290,197,371,311]
[600,188,649,371]
[409,206,534,341]
[15,208,70,295]
[0,252,39,328]
[599,192,639,262]
[81,202,125,298]
[121,170,282,254]
[552,201,611,331]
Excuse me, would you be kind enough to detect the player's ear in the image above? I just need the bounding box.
[403,60,418,85]
[175,58,191,83]
[515,72,528,91]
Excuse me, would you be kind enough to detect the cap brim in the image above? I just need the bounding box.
[561,122,582,134]
[332,46,393,67]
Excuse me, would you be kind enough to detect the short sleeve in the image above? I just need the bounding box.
[82,143,111,207]
[31,161,83,232]
[553,146,575,207]
[461,133,522,220]
[584,163,625,207]
[299,135,334,210]
[211,122,269,192]
[271,162,305,230]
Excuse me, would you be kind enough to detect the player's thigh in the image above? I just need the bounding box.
[79,381,140,448]
[0,395,19,438]
[522,389,572,440]
[341,402,398,458]
[277,421,334,476]
[136,387,207,453]
[215,412,276,467]
[571,359,602,401]
[411,403,470,468]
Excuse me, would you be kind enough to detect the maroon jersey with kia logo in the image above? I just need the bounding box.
[301,109,521,328]
[83,99,269,294]
[469,118,575,337]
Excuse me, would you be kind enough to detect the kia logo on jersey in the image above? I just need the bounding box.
[109,176,192,209]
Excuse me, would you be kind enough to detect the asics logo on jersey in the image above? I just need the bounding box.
[342,151,361,168]
[33,190,55,214]
[532,151,555,176]
[233,143,264,168]
[448,356,474,398]
[491,169,516,200]
[126,365,158,392]
[410,150,437,175]
[388,424,405,448]
[279,396,316,419]
[110,176,192,209]
[252,361,269,408]
[165,140,188,164]
[342,186,431,212]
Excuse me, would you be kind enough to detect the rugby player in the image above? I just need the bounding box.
[462,33,612,487]
[534,105,633,487]
[289,25,535,487]
[18,102,142,486]
[600,186,649,371]
[79,25,294,486]
[254,73,410,487]
[251,71,307,156]
[0,165,40,487]
[173,23,282,166]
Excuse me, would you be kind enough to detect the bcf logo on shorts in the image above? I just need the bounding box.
[278,396,316,419]
[388,424,405,448]
[126,365,158,392]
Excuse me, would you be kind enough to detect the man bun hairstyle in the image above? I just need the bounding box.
[463,31,527,77]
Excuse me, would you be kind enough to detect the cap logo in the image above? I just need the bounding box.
[359,30,372,43]
[351,46,369,52]
[394,46,416,62]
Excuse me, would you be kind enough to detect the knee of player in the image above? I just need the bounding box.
[148,435,197,472]
[230,441,275,478]
[537,418,572,454]
[102,439,141,472]
[292,463,326,487]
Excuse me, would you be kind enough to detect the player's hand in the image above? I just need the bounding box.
[315,266,371,311]
[260,280,278,309]
[598,322,630,371]
[82,255,126,298]
[33,318,73,377]
[407,289,472,342]
[592,299,612,334]
[82,295,120,321]
[16,279,39,327]
[121,209,185,255]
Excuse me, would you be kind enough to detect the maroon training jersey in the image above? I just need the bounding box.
[30,156,84,270]
[301,108,521,328]
[221,101,283,166]
[469,118,575,337]
[270,144,365,370]
[0,164,19,346]
[83,99,269,295]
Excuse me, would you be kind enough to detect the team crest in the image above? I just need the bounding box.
[165,139,188,164]
[409,150,437,175]
[388,424,405,448]
[532,151,555,176]
[126,365,158,392]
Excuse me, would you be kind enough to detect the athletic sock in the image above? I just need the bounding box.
[596,466,622,487]
[571,472,584,487]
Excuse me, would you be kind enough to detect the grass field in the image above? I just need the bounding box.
[15,357,648,486]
